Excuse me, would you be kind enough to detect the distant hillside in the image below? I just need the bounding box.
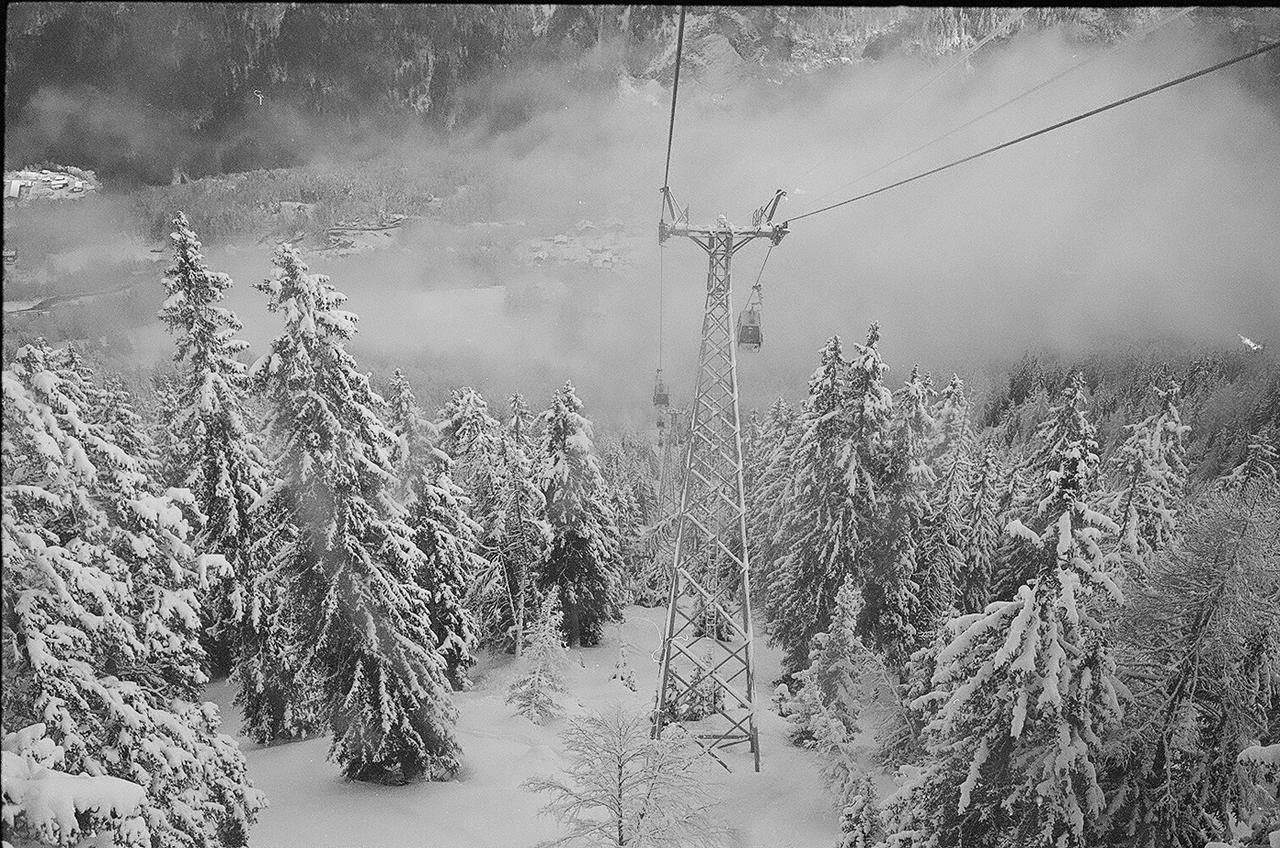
[6,5,1277,186]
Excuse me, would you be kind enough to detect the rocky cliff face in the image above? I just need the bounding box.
[5,5,1277,185]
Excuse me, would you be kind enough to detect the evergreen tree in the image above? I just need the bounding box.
[785,578,872,805]
[507,590,568,725]
[150,372,186,490]
[879,381,1125,848]
[859,366,935,668]
[766,334,884,675]
[90,373,158,474]
[747,397,799,602]
[930,373,974,465]
[2,341,264,847]
[599,435,656,606]
[536,381,622,648]
[385,370,484,689]
[1100,380,1190,577]
[836,775,885,848]
[494,393,553,654]
[991,371,1100,598]
[251,245,460,782]
[436,386,507,525]
[955,441,1004,613]
[157,211,270,678]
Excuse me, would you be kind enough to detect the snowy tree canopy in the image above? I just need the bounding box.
[249,245,461,783]
[2,340,264,847]
[157,211,271,675]
[535,381,622,648]
[880,379,1126,848]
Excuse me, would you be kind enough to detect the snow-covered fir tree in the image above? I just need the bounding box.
[767,332,893,676]
[836,775,885,848]
[991,371,1101,598]
[536,381,623,648]
[1100,380,1190,577]
[89,373,158,474]
[747,396,800,604]
[494,393,553,654]
[955,440,1005,613]
[157,211,270,677]
[149,371,186,490]
[598,434,657,605]
[785,577,872,805]
[930,373,974,465]
[436,386,508,522]
[859,366,935,668]
[879,378,1125,848]
[507,590,568,725]
[250,245,460,782]
[2,341,264,846]
[1218,423,1279,492]
[386,372,484,689]
[1101,469,1279,848]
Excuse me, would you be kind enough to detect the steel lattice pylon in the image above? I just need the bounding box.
[652,214,786,771]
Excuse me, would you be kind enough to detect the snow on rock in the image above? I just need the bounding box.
[210,605,848,848]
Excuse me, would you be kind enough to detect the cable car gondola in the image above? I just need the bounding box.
[652,369,670,408]
[737,284,763,350]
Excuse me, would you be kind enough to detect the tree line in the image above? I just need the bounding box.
[1,213,659,846]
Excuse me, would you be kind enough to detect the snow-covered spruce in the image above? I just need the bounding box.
[860,365,936,668]
[746,396,798,606]
[250,245,460,783]
[879,378,1125,848]
[2,723,149,847]
[157,211,271,677]
[386,370,484,690]
[506,590,569,725]
[493,393,554,655]
[991,370,1102,599]
[598,434,660,607]
[2,341,264,846]
[1099,380,1189,578]
[954,440,1005,614]
[525,708,729,848]
[535,381,623,648]
[786,577,872,806]
[835,774,885,848]
[766,329,893,676]
[432,384,549,654]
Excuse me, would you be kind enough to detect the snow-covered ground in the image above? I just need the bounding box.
[207,605,861,848]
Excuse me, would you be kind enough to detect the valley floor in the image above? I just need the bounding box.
[207,605,879,848]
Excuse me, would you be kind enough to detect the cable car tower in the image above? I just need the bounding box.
[651,185,786,771]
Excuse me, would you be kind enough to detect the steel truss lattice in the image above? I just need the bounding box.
[652,219,784,771]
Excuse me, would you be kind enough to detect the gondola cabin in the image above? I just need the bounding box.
[652,373,670,407]
[737,307,763,350]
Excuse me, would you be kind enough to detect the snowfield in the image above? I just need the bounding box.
[208,605,856,848]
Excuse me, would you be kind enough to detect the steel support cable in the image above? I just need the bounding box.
[778,7,1030,204]
[801,6,1197,210]
[783,38,1280,226]
[662,5,688,203]
[658,6,687,376]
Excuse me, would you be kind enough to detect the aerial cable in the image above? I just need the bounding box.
[783,38,1279,226]
[656,6,686,405]
[804,6,1198,209]
[661,5,687,212]
[779,7,1029,202]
